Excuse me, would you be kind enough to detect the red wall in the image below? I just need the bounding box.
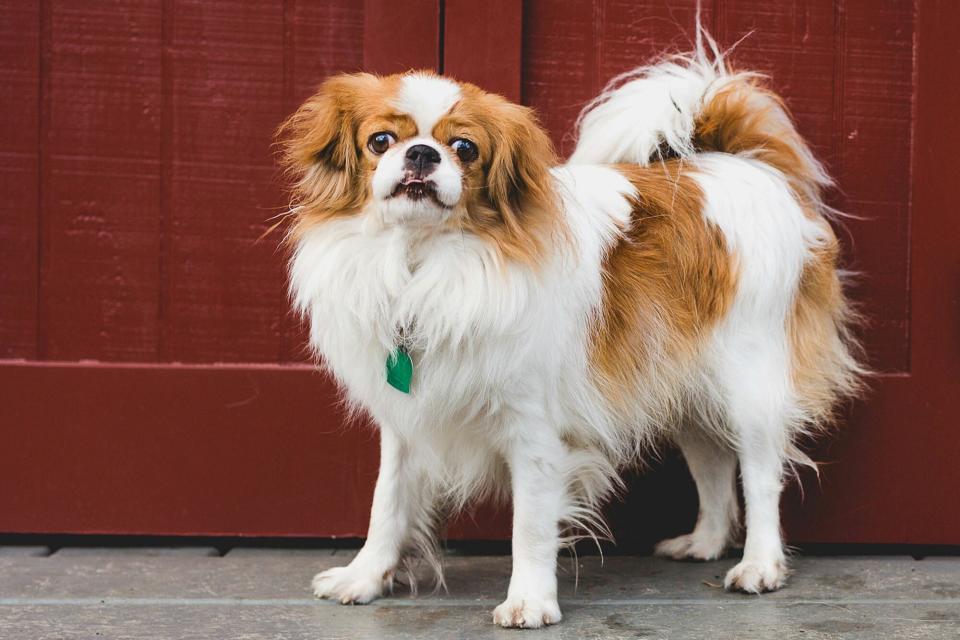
[1,0,958,545]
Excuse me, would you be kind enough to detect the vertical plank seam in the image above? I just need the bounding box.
[361,0,372,72]
[831,0,845,185]
[830,0,849,278]
[278,0,296,363]
[516,0,524,105]
[832,0,861,345]
[903,0,920,373]
[592,0,604,96]
[158,0,173,362]
[519,0,528,104]
[35,0,50,360]
[438,0,445,74]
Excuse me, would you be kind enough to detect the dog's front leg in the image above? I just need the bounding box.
[312,426,425,604]
[493,419,566,628]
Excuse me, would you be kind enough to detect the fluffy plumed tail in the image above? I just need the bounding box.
[570,25,832,213]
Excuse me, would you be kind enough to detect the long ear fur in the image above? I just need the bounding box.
[277,73,379,219]
[482,99,560,262]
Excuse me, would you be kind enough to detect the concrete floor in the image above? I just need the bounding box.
[1,547,958,639]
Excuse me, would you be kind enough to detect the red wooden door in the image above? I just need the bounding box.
[1,1,957,545]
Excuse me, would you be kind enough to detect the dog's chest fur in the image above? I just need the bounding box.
[288,216,586,433]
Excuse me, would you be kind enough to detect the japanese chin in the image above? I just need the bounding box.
[278,31,863,629]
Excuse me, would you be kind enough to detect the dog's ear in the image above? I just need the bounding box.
[483,99,558,256]
[486,101,557,224]
[278,73,378,214]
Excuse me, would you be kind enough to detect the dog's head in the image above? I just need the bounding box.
[279,71,558,261]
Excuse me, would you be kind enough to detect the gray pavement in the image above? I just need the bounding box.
[1,548,958,638]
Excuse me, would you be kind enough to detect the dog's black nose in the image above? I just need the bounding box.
[405,144,442,175]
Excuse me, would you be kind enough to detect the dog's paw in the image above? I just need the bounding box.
[654,533,726,561]
[311,565,392,604]
[724,558,787,593]
[492,595,562,629]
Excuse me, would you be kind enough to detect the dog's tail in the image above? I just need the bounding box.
[569,23,831,211]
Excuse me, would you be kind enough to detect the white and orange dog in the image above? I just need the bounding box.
[279,33,863,628]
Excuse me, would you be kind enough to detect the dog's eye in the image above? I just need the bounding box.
[367,132,397,155]
[450,138,478,163]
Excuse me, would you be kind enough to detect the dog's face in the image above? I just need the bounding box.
[280,71,557,260]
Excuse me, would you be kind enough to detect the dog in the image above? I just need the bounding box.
[278,29,864,628]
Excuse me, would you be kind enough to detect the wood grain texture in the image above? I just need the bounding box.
[363,0,440,74]
[900,0,960,540]
[0,362,375,536]
[162,1,287,363]
[444,0,522,101]
[522,0,597,154]
[597,0,709,79]
[830,0,913,373]
[713,2,914,372]
[524,1,708,156]
[41,1,163,361]
[780,0,959,545]
[0,0,40,358]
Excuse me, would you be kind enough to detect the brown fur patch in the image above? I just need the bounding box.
[693,79,829,212]
[787,218,864,426]
[592,161,737,410]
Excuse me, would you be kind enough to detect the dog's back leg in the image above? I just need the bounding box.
[654,430,740,561]
[720,357,792,593]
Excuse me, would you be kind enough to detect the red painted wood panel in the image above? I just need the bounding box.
[0,0,40,359]
[832,0,913,373]
[522,0,601,156]
[444,0,523,102]
[524,0,710,157]
[363,0,440,74]
[597,1,711,80]
[0,362,375,536]
[162,1,288,363]
[41,1,163,361]
[0,358,508,540]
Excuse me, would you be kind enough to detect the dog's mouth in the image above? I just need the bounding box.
[391,178,445,206]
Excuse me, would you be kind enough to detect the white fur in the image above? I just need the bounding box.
[568,58,714,165]
[393,73,461,136]
[291,39,856,626]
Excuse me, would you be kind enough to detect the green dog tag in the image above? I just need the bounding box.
[386,347,413,394]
